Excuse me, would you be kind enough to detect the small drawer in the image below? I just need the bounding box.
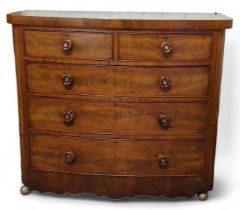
[24,30,113,60]
[28,98,207,136]
[30,134,205,176]
[119,33,212,62]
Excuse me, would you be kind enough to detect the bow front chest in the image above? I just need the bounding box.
[7,11,232,200]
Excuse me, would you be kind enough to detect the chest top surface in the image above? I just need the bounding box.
[7,10,232,30]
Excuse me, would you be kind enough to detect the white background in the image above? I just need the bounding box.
[0,0,239,209]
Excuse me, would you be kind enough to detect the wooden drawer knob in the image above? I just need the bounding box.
[63,110,74,125]
[157,154,168,169]
[160,76,171,91]
[62,74,74,89]
[158,114,170,129]
[64,151,75,164]
[61,39,73,52]
[160,42,173,56]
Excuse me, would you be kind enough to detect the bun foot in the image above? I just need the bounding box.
[197,192,208,201]
[20,185,31,195]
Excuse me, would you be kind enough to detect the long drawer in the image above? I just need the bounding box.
[28,97,207,136]
[30,134,205,176]
[24,30,113,60]
[119,33,212,61]
[26,63,209,97]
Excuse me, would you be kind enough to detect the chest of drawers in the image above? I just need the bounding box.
[7,11,232,200]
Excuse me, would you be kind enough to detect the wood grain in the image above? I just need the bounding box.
[115,102,207,135]
[30,134,205,176]
[119,33,212,61]
[8,10,232,199]
[7,11,233,30]
[25,170,209,198]
[115,66,210,97]
[27,63,209,97]
[26,63,115,95]
[12,26,30,185]
[24,30,113,60]
[28,97,115,133]
[24,56,212,67]
[28,97,207,136]
[30,135,116,175]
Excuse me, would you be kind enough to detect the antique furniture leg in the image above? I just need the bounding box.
[20,185,31,195]
[197,192,208,201]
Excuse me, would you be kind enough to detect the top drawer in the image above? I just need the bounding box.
[119,33,212,62]
[24,30,113,60]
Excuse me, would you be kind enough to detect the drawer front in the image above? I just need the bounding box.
[116,66,209,97]
[24,30,113,60]
[30,135,116,174]
[26,63,115,95]
[30,135,205,176]
[29,98,207,136]
[115,102,207,135]
[115,139,205,175]
[29,98,115,133]
[27,63,209,97]
[119,33,212,61]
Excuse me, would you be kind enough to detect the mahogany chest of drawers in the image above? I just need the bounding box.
[7,11,232,200]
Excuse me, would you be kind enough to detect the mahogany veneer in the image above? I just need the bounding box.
[7,10,232,200]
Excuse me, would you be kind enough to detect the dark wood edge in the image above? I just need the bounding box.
[27,130,208,140]
[27,91,210,100]
[21,25,226,35]
[24,26,115,34]
[206,31,225,188]
[7,12,233,30]
[21,25,224,33]
[13,26,30,184]
[23,170,210,198]
[24,60,212,68]
[28,129,207,140]
[28,168,206,178]
[24,56,212,66]
[26,93,209,103]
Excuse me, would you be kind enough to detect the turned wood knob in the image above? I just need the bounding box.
[160,76,171,91]
[158,114,170,129]
[61,39,73,52]
[64,151,75,164]
[160,42,173,56]
[62,74,74,89]
[63,110,74,125]
[157,154,168,169]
